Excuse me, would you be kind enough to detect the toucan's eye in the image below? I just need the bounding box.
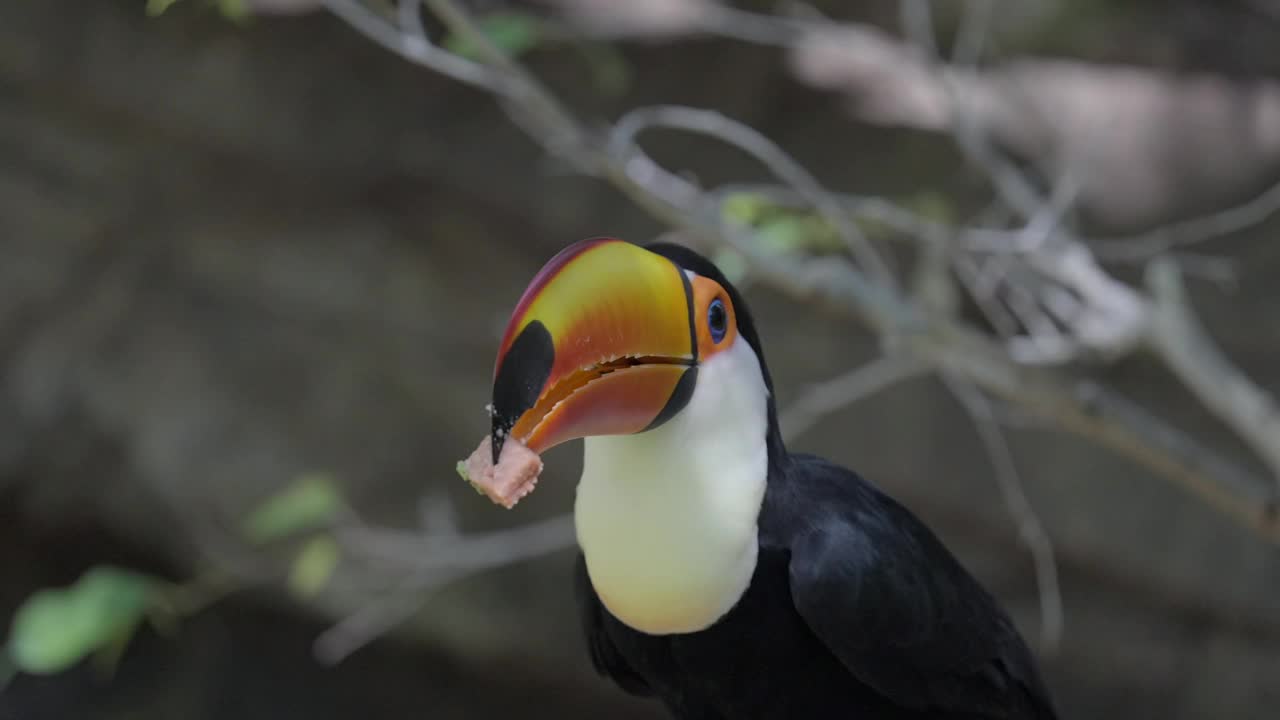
[707,298,727,343]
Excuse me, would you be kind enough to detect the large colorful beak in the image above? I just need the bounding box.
[489,238,697,462]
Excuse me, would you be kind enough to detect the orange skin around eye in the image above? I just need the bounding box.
[690,275,738,360]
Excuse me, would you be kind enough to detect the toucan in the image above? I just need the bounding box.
[487,238,1059,719]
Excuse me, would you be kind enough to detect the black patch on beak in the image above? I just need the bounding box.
[641,366,697,433]
[491,320,554,463]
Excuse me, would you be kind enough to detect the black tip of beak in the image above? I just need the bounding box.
[490,321,555,464]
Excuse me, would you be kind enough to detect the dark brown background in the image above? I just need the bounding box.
[1,1,1279,719]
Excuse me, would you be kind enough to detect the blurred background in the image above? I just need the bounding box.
[2,1,1280,718]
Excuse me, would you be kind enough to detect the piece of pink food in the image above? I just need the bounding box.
[462,434,544,509]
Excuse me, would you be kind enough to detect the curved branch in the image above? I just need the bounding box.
[322,0,1280,547]
[1146,258,1280,492]
[320,0,501,90]
[780,354,930,441]
[1096,181,1280,262]
[943,373,1063,655]
[316,513,577,663]
[611,105,898,290]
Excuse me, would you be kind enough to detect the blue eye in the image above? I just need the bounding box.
[707,298,728,344]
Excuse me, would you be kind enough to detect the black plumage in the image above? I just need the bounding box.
[574,243,1059,719]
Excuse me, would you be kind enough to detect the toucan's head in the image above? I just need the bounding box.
[489,238,779,464]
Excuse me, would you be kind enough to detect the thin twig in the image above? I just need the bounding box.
[933,325,1280,541]
[1003,281,1075,366]
[732,0,1280,273]
[698,4,807,46]
[716,183,1228,293]
[600,122,911,335]
[316,512,577,663]
[338,514,577,573]
[943,374,1063,655]
[396,0,427,48]
[313,565,472,664]
[952,254,1021,339]
[900,1,1150,367]
[1165,252,1238,289]
[320,0,501,90]
[900,0,1044,220]
[422,0,590,160]
[1145,258,1280,492]
[710,182,951,246]
[1096,180,1280,262]
[1022,242,1147,361]
[899,0,940,57]
[719,179,1147,365]
[611,105,898,291]
[780,354,931,442]
[962,171,1078,253]
[951,0,995,66]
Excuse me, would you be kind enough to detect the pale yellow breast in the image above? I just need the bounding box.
[573,339,769,636]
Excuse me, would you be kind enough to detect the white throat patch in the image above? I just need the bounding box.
[574,338,770,635]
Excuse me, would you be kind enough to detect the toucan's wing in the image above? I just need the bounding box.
[783,454,1057,719]
[574,553,654,697]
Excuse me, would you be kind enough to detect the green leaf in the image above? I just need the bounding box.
[721,192,769,226]
[755,217,812,254]
[288,536,341,598]
[900,190,955,224]
[217,0,249,22]
[7,566,155,676]
[242,473,343,544]
[145,0,248,22]
[443,12,543,61]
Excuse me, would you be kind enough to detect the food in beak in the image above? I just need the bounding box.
[459,433,544,509]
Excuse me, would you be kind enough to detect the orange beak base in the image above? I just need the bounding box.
[489,238,698,463]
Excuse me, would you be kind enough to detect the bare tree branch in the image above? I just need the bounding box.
[950,0,995,66]
[338,514,576,574]
[295,0,1280,666]
[709,182,952,248]
[313,567,468,664]
[712,182,1240,293]
[952,254,1022,339]
[780,354,930,442]
[320,0,1280,559]
[320,0,502,90]
[943,374,1062,655]
[1145,258,1280,492]
[1095,180,1280,262]
[901,0,1047,221]
[611,105,898,290]
[1019,242,1148,363]
[784,5,1280,231]
[315,512,577,663]
[898,0,1150,368]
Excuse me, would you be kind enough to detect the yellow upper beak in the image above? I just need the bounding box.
[490,238,697,461]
